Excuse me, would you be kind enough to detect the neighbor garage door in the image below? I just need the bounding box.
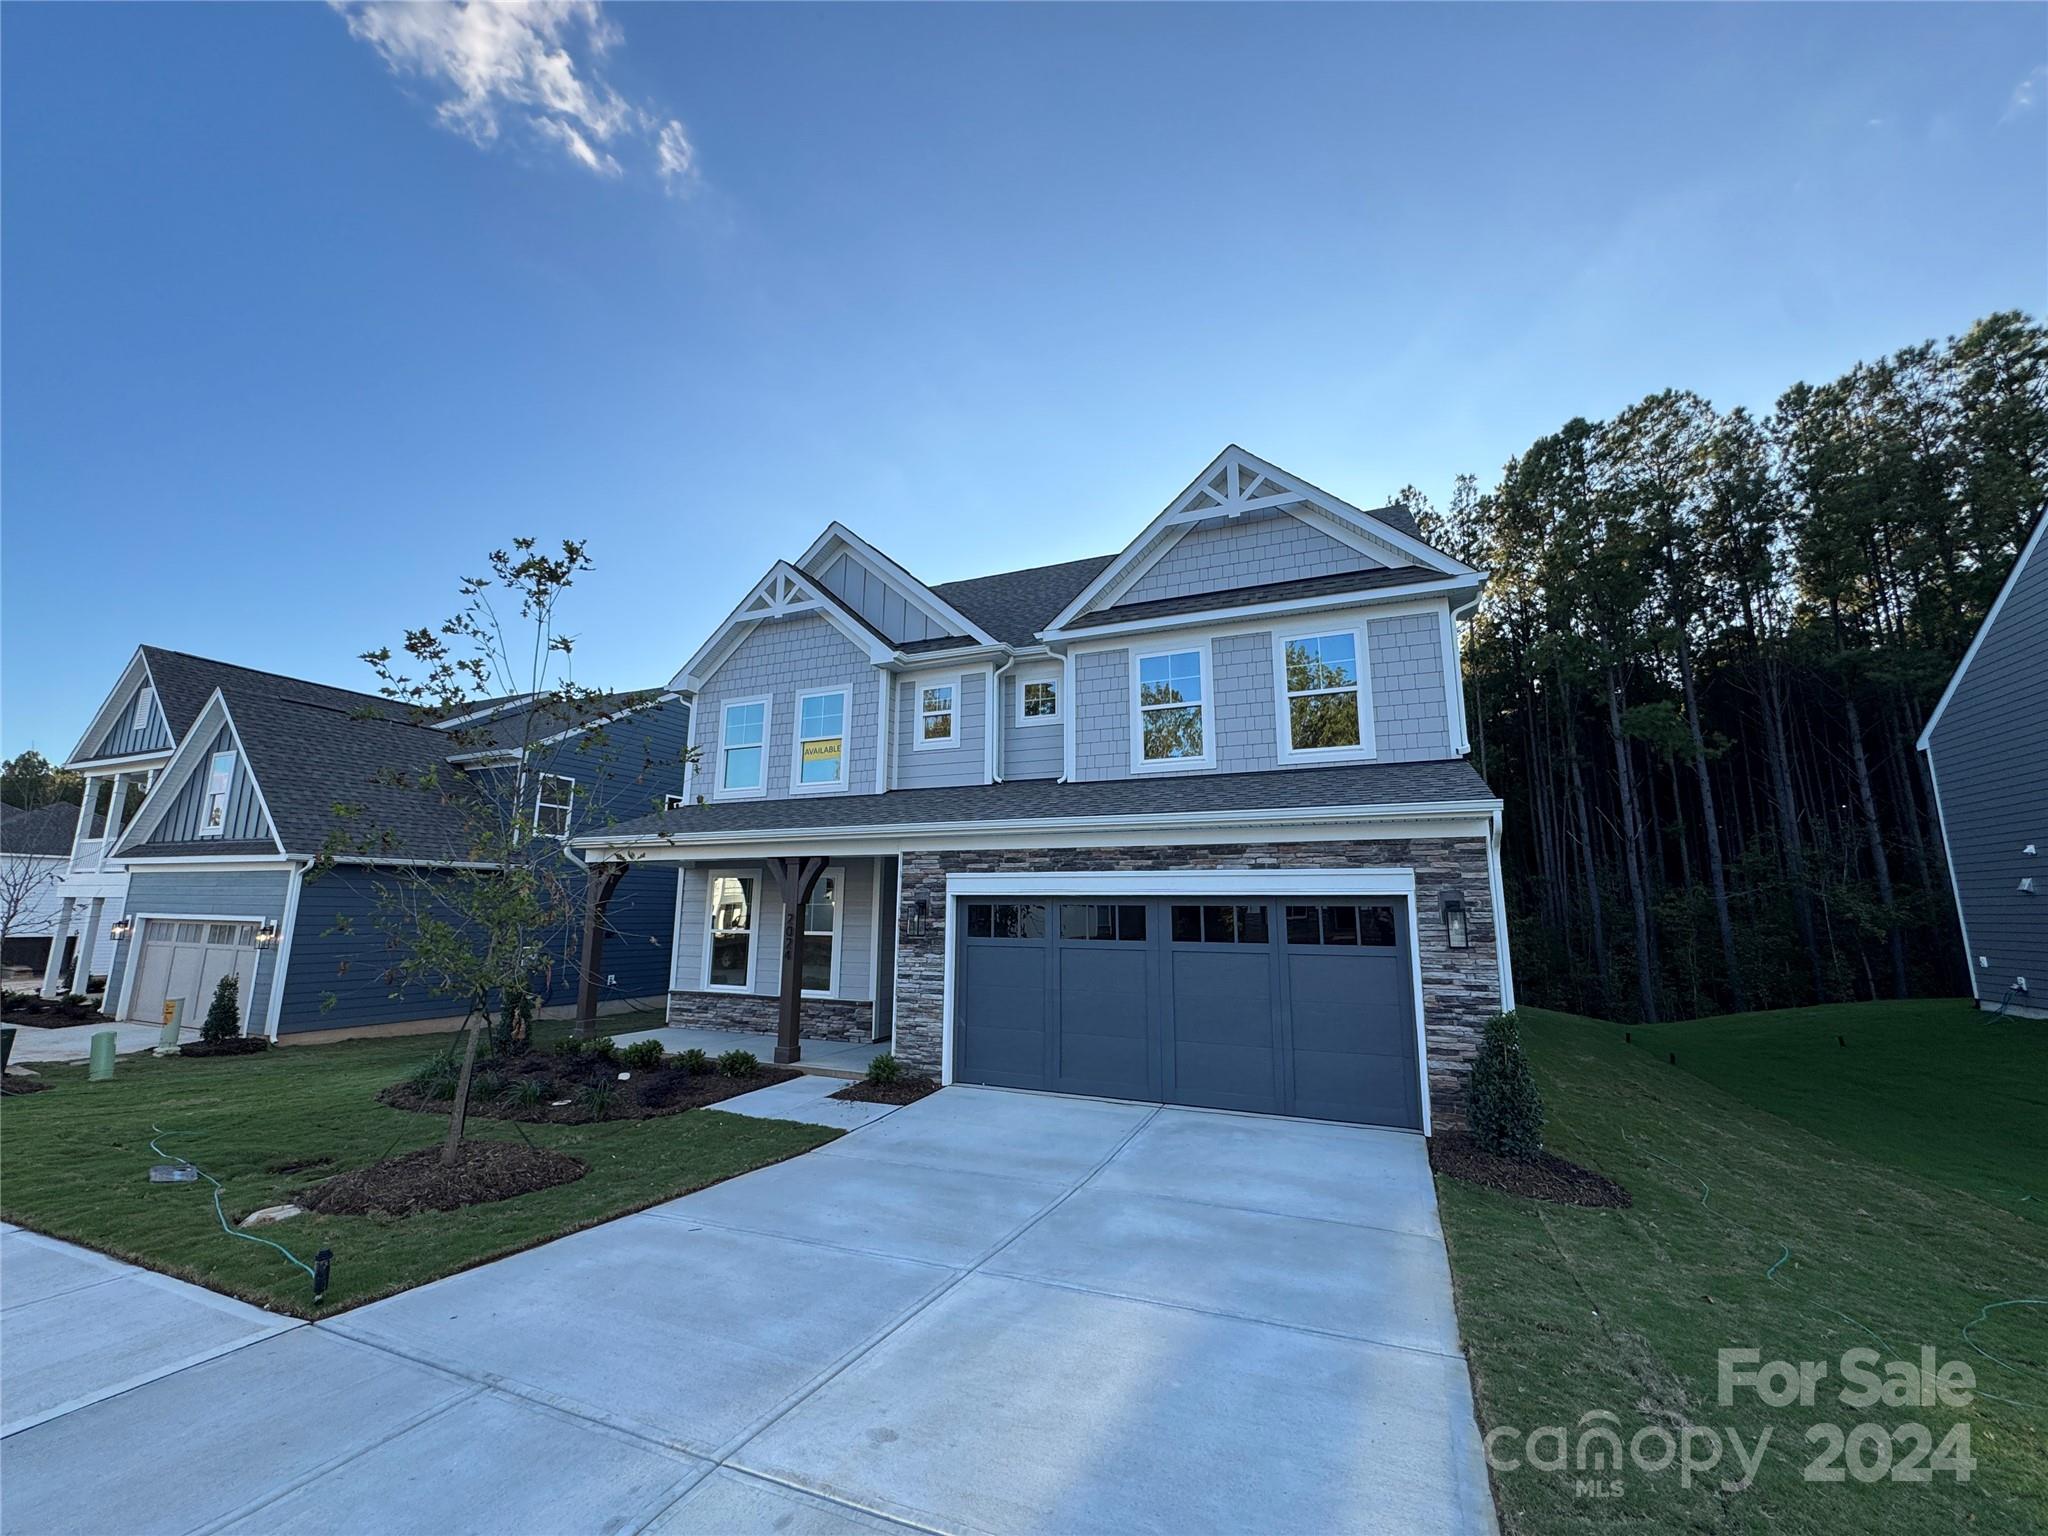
[127,919,260,1030]
[953,895,1421,1129]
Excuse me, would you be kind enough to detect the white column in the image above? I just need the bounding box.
[40,897,76,998]
[73,896,105,998]
[69,776,100,861]
[101,771,131,850]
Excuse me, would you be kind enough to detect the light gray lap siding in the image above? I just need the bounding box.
[1927,534,2048,1007]
[894,671,987,789]
[999,673,1064,781]
[693,615,878,802]
[135,722,275,847]
[673,858,876,1002]
[104,867,295,1030]
[1116,511,1382,606]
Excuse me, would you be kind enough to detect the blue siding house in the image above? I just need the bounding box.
[71,652,689,1041]
[1919,512,2048,1019]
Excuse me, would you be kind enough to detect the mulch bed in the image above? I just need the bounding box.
[1,996,111,1027]
[180,1038,272,1058]
[380,1051,800,1125]
[299,1139,586,1216]
[2,1074,53,1096]
[1428,1128,1632,1208]
[831,1076,941,1105]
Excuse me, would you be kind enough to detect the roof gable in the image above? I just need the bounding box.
[670,561,900,692]
[1919,512,2048,752]
[114,694,283,856]
[797,524,992,647]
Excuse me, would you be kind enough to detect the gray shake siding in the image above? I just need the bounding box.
[693,615,880,801]
[894,671,987,789]
[1070,608,1455,781]
[817,552,948,644]
[1926,527,2048,1012]
[1118,511,1381,605]
[103,867,295,1031]
[135,724,274,847]
[999,671,1064,781]
[87,685,174,760]
[890,837,1501,1119]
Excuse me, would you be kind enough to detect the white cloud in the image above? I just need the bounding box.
[333,1,696,187]
[2004,65,2048,124]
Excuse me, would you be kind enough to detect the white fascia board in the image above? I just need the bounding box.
[796,522,999,646]
[1918,511,2047,751]
[111,857,297,871]
[670,562,896,691]
[947,868,1419,898]
[433,694,538,730]
[1047,580,1477,646]
[109,688,230,855]
[59,748,175,774]
[443,690,683,764]
[63,647,153,769]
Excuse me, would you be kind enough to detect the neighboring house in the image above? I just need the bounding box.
[574,446,1512,1132]
[1,801,80,975]
[1918,513,2047,1020]
[45,647,689,1039]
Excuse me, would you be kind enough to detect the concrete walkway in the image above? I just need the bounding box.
[0,1089,1495,1535]
[608,1024,880,1077]
[3,1019,199,1065]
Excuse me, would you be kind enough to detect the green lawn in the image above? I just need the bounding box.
[1440,1004,2046,1536]
[0,1024,836,1317]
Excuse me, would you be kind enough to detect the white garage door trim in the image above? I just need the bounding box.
[114,911,270,1024]
[940,868,1430,1134]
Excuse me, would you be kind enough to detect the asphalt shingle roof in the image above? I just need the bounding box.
[140,647,406,743]
[1,801,81,857]
[931,555,1119,645]
[581,757,1495,845]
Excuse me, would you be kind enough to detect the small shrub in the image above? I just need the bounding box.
[717,1049,760,1079]
[507,1078,549,1109]
[620,1039,666,1071]
[1467,1012,1544,1162]
[675,1048,711,1075]
[865,1052,903,1085]
[551,1035,585,1059]
[408,1056,457,1096]
[471,1071,508,1101]
[63,994,89,1007]
[200,974,243,1043]
[584,1036,619,1065]
[579,1080,615,1118]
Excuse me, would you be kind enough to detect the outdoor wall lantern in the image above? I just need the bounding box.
[910,894,931,939]
[1441,893,1471,950]
[254,919,280,948]
[109,917,134,942]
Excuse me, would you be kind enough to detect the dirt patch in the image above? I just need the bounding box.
[1429,1129,1631,1208]
[299,1139,586,1216]
[180,1038,272,1058]
[265,1154,335,1175]
[2,1074,53,1096]
[831,1076,941,1105]
[380,1052,800,1125]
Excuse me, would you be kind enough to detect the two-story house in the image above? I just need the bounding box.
[44,647,689,1040]
[573,447,1512,1132]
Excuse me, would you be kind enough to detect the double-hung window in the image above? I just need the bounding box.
[1279,628,1370,759]
[794,689,848,791]
[1018,675,1060,725]
[719,698,769,796]
[197,751,236,837]
[917,682,955,748]
[534,773,575,837]
[1136,648,1209,767]
[800,874,840,994]
[706,873,757,990]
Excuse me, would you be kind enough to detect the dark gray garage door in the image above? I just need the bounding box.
[954,896,1421,1129]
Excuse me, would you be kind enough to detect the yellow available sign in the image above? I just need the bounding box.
[802,739,842,767]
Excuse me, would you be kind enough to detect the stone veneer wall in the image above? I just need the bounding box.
[664,991,873,1043]
[893,838,1502,1122]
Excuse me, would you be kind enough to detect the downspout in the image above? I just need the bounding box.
[990,656,1018,784]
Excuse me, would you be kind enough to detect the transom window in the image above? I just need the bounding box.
[707,874,757,989]
[198,750,236,837]
[918,683,956,747]
[534,772,575,837]
[719,699,768,794]
[1285,903,1399,947]
[1282,631,1365,753]
[796,691,847,789]
[1170,904,1270,944]
[1021,677,1060,723]
[800,876,839,994]
[1059,903,1147,942]
[963,901,1045,940]
[1137,649,1207,765]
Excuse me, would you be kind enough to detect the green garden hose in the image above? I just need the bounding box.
[147,1125,319,1290]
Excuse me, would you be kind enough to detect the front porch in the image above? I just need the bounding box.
[606,1023,877,1077]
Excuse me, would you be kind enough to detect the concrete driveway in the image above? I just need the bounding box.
[1,1087,1495,1535]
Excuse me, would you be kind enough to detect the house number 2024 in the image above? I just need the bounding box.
[1803,1422,1974,1483]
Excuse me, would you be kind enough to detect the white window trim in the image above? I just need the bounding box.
[789,687,852,795]
[196,750,236,839]
[1273,624,1377,765]
[1129,639,1215,773]
[534,772,576,837]
[1014,668,1063,727]
[702,867,760,993]
[131,685,155,734]
[664,793,689,811]
[913,677,959,752]
[798,865,846,998]
[715,694,772,800]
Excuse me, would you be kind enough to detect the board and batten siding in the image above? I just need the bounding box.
[999,670,1064,781]
[1070,606,1456,781]
[816,551,949,645]
[103,867,294,1031]
[672,858,876,1003]
[134,723,274,847]
[690,615,879,802]
[894,671,988,790]
[87,683,174,760]
[1116,510,1382,606]
[1926,530,2048,1010]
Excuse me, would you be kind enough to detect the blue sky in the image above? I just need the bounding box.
[4,3,2043,760]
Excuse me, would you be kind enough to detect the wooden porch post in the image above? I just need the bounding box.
[574,859,631,1039]
[766,856,828,1065]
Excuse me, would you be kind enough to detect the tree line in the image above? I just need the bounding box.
[1402,310,2046,1023]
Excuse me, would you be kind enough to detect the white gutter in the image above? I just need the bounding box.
[1037,572,1481,643]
